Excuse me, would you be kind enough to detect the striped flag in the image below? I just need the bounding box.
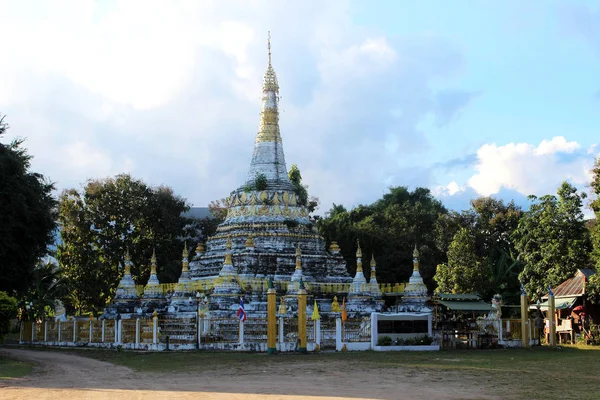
[237,297,247,322]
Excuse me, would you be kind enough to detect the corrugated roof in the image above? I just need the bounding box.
[535,296,578,310]
[435,293,482,301]
[437,300,492,312]
[544,269,596,298]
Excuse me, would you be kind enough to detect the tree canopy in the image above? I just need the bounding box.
[57,174,190,315]
[0,115,57,296]
[513,182,592,300]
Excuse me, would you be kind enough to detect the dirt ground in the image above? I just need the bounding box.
[0,349,499,400]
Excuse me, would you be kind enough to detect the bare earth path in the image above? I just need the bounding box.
[0,349,499,400]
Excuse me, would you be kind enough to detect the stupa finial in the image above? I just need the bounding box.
[150,248,157,275]
[356,240,363,273]
[124,248,131,263]
[267,31,272,66]
[295,243,302,270]
[182,241,189,259]
[370,254,376,268]
[182,242,189,273]
[224,235,233,265]
[356,239,362,258]
[413,244,420,272]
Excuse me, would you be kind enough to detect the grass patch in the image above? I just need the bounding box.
[0,355,34,380]
[21,345,600,400]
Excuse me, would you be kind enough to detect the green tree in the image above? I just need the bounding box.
[589,157,600,269]
[288,164,319,212]
[0,115,57,295]
[513,182,592,300]
[57,174,190,314]
[24,260,66,320]
[434,228,491,295]
[0,291,18,341]
[318,186,447,287]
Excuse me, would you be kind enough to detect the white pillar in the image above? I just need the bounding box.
[19,322,23,343]
[315,319,321,346]
[153,315,158,344]
[278,317,284,346]
[135,318,140,345]
[44,320,48,342]
[117,319,122,344]
[498,319,503,342]
[239,320,244,345]
[72,320,77,342]
[89,319,93,343]
[32,322,36,342]
[197,316,202,348]
[57,320,61,343]
[428,314,433,337]
[335,317,343,351]
[101,320,105,343]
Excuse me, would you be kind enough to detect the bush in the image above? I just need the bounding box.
[377,336,392,346]
[254,173,268,191]
[0,292,18,341]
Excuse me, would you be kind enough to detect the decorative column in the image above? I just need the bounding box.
[57,320,61,343]
[135,318,140,345]
[520,284,529,348]
[72,319,77,343]
[117,318,122,344]
[335,317,343,351]
[267,278,277,355]
[239,319,245,345]
[44,320,48,342]
[32,321,36,342]
[152,311,158,345]
[312,300,321,349]
[101,320,105,343]
[89,316,93,343]
[548,286,556,346]
[278,316,284,347]
[297,280,307,353]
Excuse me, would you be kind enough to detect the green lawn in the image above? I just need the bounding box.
[58,345,600,400]
[11,345,600,400]
[0,355,34,381]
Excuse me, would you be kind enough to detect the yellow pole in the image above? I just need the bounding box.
[520,284,529,348]
[267,286,277,355]
[548,289,556,346]
[298,287,307,353]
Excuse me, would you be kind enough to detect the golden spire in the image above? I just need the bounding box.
[295,243,302,270]
[370,254,376,279]
[150,248,157,275]
[267,30,272,66]
[413,244,419,272]
[356,239,362,272]
[224,235,233,265]
[182,242,189,273]
[124,249,132,276]
[195,241,205,255]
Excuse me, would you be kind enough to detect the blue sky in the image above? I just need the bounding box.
[1,0,599,215]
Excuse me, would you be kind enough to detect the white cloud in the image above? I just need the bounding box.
[467,136,592,197]
[0,0,474,212]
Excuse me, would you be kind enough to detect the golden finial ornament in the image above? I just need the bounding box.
[413,245,420,272]
[224,235,233,265]
[195,242,205,255]
[370,254,376,278]
[124,248,131,263]
[124,249,132,276]
[278,297,287,314]
[356,240,363,273]
[182,242,189,273]
[329,241,341,254]
[150,248,157,275]
[267,30,272,66]
[295,243,302,270]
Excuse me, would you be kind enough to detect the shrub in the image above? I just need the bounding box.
[377,336,392,346]
[254,173,268,191]
[0,292,18,341]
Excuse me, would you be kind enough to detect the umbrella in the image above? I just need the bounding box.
[311,300,320,321]
[572,305,584,313]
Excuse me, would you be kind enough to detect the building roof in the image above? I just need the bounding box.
[437,300,492,312]
[543,269,596,299]
[435,293,482,301]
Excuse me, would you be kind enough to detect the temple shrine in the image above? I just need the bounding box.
[104,34,413,321]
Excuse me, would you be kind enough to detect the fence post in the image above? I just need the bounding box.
[57,320,61,342]
[135,318,140,346]
[73,319,77,343]
[520,290,529,348]
[101,320,105,343]
[44,320,48,342]
[297,288,307,353]
[32,321,36,342]
[239,320,244,345]
[153,312,158,344]
[197,315,201,348]
[117,319,122,344]
[267,287,276,355]
[89,316,93,343]
[114,320,118,343]
[315,319,321,347]
[19,321,23,343]
[335,317,343,351]
[278,317,284,347]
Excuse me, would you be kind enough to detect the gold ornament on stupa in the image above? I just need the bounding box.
[331,296,341,312]
[370,254,377,279]
[124,249,132,276]
[244,235,255,248]
[224,236,233,265]
[355,239,363,273]
[295,243,302,270]
[150,248,157,275]
[182,242,189,273]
